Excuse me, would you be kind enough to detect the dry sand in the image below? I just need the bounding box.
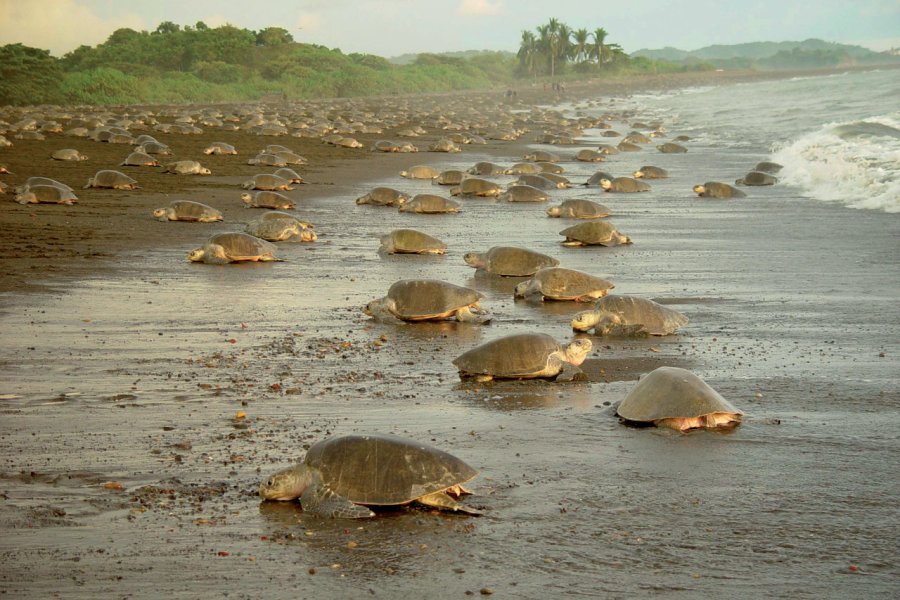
[1,68,897,598]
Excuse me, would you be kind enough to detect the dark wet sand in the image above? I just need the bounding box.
[1,67,898,598]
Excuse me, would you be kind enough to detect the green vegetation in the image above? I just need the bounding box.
[631,38,899,70]
[2,19,706,106]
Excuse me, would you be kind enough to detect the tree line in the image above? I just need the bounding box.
[0,20,705,106]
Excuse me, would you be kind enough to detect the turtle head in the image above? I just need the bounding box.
[514,279,539,299]
[599,178,612,191]
[571,310,603,332]
[240,193,253,206]
[563,338,593,366]
[463,252,484,269]
[632,170,644,179]
[355,194,369,205]
[199,167,212,175]
[187,248,205,262]
[259,464,314,501]
[152,208,169,221]
[692,184,706,195]
[546,206,561,217]
[299,230,317,242]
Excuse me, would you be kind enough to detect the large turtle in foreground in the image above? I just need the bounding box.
[464,246,559,276]
[259,433,480,518]
[365,279,490,324]
[188,232,281,264]
[559,221,631,247]
[571,295,688,336]
[453,333,592,382]
[616,366,743,432]
[514,267,614,302]
[153,200,223,222]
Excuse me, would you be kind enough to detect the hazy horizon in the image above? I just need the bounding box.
[1,0,898,59]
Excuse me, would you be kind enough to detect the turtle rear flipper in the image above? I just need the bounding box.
[417,491,482,515]
[301,482,374,519]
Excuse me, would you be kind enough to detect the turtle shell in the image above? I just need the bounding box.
[593,295,688,335]
[584,171,615,186]
[528,267,614,300]
[617,366,743,422]
[548,199,611,219]
[499,185,549,203]
[381,230,446,254]
[208,232,277,260]
[399,194,460,214]
[605,177,650,193]
[166,200,222,221]
[457,178,502,196]
[89,170,136,188]
[453,333,560,378]
[476,246,560,276]
[304,434,478,506]
[559,221,627,246]
[386,279,481,319]
[244,174,291,190]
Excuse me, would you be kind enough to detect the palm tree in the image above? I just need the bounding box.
[545,18,562,78]
[556,23,573,69]
[572,28,590,64]
[517,30,539,79]
[591,27,609,65]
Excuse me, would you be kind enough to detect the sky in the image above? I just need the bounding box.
[1,0,898,58]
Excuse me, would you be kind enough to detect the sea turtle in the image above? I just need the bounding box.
[242,174,293,191]
[372,140,403,152]
[633,165,669,179]
[121,151,160,167]
[464,246,559,277]
[523,150,560,163]
[499,185,549,203]
[262,144,295,155]
[657,142,688,153]
[188,232,281,264]
[535,172,571,188]
[537,162,565,174]
[453,333,592,382]
[245,213,317,242]
[514,267,614,302]
[365,279,489,324]
[258,433,480,518]
[504,163,542,175]
[241,191,296,210]
[51,148,88,161]
[434,170,467,185]
[468,161,506,176]
[576,149,606,162]
[272,167,305,184]
[451,178,503,198]
[428,139,462,153]
[623,132,652,144]
[356,187,409,207]
[693,182,746,199]
[137,141,172,155]
[600,177,651,193]
[571,295,688,336]
[153,200,223,222]
[399,165,440,180]
[83,170,138,189]
[616,366,743,432]
[379,229,447,254]
[559,221,632,247]
[398,194,460,213]
[583,171,615,187]
[735,171,778,186]
[616,141,643,152]
[274,151,308,165]
[203,142,237,155]
[15,185,78,205]
[248,153,288,167]
[546,199,611,219]
[754,161,783,174]
[16,177,73,193]
[164,160,211,175]
[596,144,620,155]
[513,174,558,190]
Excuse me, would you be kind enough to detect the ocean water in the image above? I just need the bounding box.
[618,69,900,213]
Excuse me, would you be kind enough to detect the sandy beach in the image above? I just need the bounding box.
[1,66,897,598]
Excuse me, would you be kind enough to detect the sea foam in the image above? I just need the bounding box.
[771,116,900,213]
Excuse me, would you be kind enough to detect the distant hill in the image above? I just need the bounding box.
[631,38,895,68]
[390,49,516,65]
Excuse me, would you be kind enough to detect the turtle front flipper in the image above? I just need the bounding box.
[555,362,587,383]
[456,305,492,325]
[301,482,374,519]
[417,491,482,515]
